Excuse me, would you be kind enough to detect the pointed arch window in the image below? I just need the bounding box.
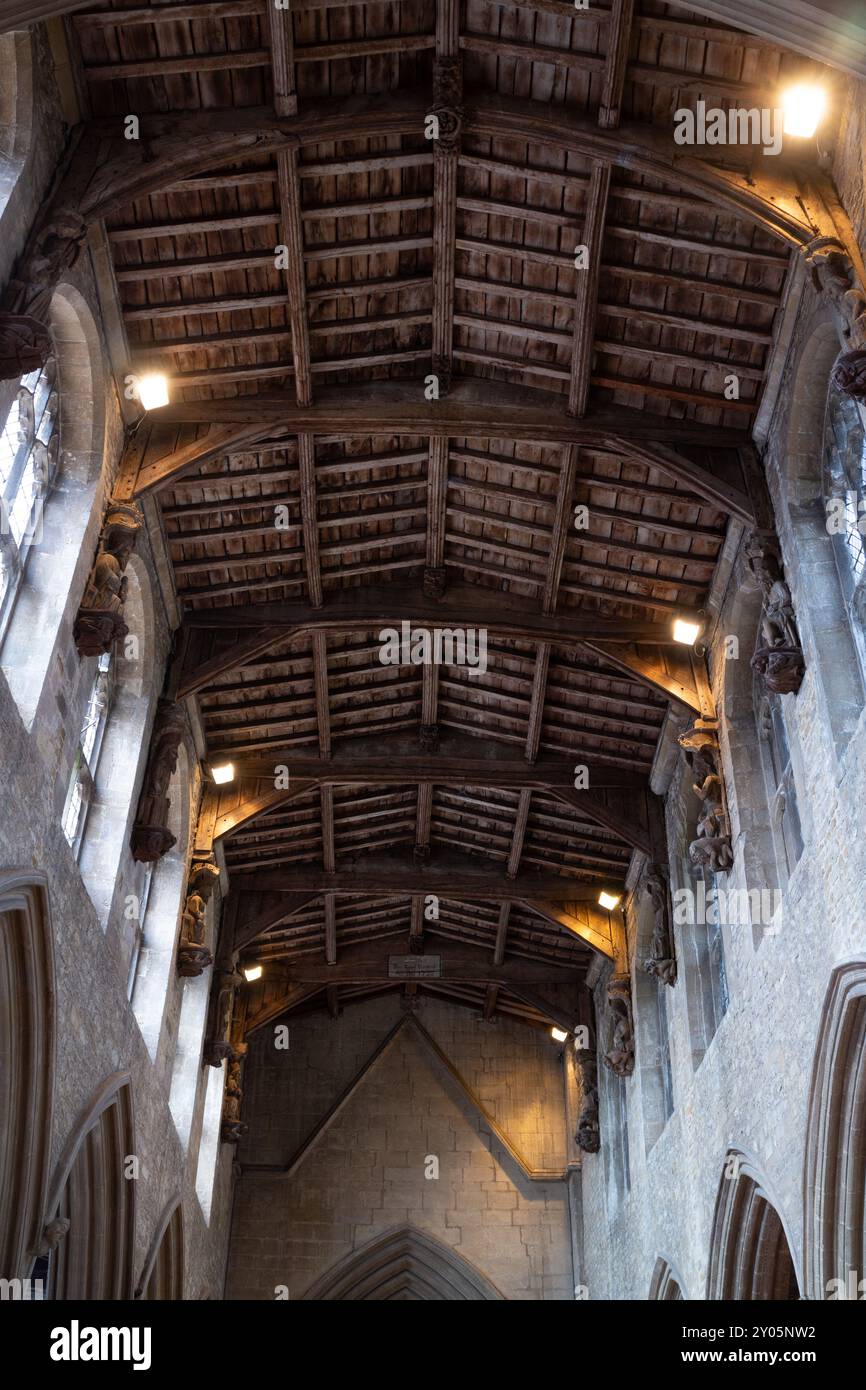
[61,649,116,857]
[823,384,866,667]
[0,362,59,644]
[755,684,803,883]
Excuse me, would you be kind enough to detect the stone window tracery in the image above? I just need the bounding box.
[0,361,59,644]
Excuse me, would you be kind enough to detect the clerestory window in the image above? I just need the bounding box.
[0,362,59,645]
[61,650,115,857]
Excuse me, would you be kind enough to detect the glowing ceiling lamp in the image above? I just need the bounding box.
[243,964,263,983]
[598,890,622,911]
[136,372,170,411]
[781,84,827,138]
[210,762,235,785]
[551,1027,569,1043]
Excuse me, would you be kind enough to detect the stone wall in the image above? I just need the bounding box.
[0,30,233,1299]
[227,996,573,1300]
[580,79,866,1294]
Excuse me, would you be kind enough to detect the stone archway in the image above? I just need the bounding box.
[136,1197,184,1300]
[649,1256,685,1301]
[44,1073,136,1299]
[0,871,55,1279]
[302,1226,505,1301]
[804,961,866,1301]
[707,1152,800,1300]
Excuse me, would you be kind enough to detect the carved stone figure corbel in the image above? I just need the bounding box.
[803,236,866,400]
[574,1048,600,1152]
[747,533,806,696]
[177,858,221,977]
[204,965,243,1065]
[1,210,88,382]
[73,502,142,657]
[221,1051,248,1144]
[0,313,53,380]
[428,56,463,155]
[131,700,186,861]
[33,1216,70,1259]
[677,718,733,874]
[602,975,635,1077]
[642,865,677,986]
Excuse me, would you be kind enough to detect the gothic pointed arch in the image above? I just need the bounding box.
[44,1071,136,1300]
[0,870,55,1279]
[301,1226,505,1301]
[135,1196,184,1300]
[706,1150,800,1300]
[649,1256,686,1301]
[803,960,866,1301]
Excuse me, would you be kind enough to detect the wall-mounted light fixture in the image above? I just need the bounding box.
[598,890,621,911]
[551,1027,569,1043]
[137,372,170,411]
[781,83,827,138]
[243,964,263,983]
[210,762,235,785]
[672,617,702,646]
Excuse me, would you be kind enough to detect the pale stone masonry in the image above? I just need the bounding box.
[228,998,573,1300]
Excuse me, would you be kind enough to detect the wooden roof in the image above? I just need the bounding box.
[70,0,817,1030]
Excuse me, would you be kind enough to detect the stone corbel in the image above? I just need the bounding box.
[221,1045,248,1144]
[746,531,806,697]
[203,964,243,1064]
[802,236,866,401]
[73,502,142,657]
[32,1216,70,1260]
[130,699,186,862]
[642,864,677,987]
[0,313,53,381]
[677,717,733,875]
[0,210,89,383]
[574,1047,601,1152]
[602,974,635,1077]
[177,858,220,978]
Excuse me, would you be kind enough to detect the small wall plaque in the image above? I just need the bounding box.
[388,955,442,978]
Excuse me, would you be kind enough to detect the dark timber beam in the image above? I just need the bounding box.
[9,90,862,384]
[200,767,651,856]
[120,379,755,521]
[233,892,321,952]
[71,93,851,256]
[205,744,649,789]
[173,585,700,697]
[261,941,584,987]
[230,855,625,904]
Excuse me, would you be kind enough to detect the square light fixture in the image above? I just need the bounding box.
[210,762,235,785]
[243,964,263,983]
[551,1027,569,1043]
[598,890,621,911]
[673,618,702,646]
